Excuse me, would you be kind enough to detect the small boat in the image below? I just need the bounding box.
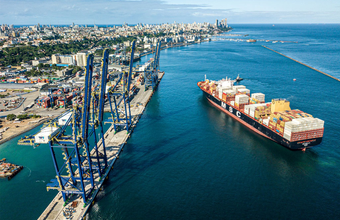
[235,74,243,82]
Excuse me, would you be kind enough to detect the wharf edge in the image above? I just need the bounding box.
[38,72,164,220]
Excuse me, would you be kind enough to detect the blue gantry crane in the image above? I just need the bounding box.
[44,49,113,203]
[18,42,138,204]
[106,41,136,133]
[144,41,161,90]
[44,53,105,203]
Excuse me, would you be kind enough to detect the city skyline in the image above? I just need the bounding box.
[0,0,339,25]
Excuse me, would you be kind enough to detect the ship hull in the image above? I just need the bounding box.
[202,90,322,150]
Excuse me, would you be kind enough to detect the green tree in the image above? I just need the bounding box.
[17,114,28,120]
[29,114,41,119]
[6,114,16,121]
[37,63,44,69]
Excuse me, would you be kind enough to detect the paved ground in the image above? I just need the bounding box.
[0,91,40,117]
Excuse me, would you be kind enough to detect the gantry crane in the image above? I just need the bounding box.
[45,51,108,203]
[18,42,138,204]
[144,41,161,90]
[106,41,136,133]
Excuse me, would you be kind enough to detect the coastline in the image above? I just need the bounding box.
[0,118,49,145]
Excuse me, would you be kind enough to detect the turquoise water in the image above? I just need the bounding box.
[1,24,340,219]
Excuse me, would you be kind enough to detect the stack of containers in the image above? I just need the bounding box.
[222,90,236,102]
[244,105,251,115]
[36,97,43,108]
[251,93,265,103]
[269,112,290,135]
[256,104,271,120]
[233,85,246,93]
[237,88,250,96]
[268,118,277,131]
[209,82,217,94]
[283,118,324,141]
[267,109,323,139]
[217,79,233,99]
[42,97,50,108]
[248,103,270,119]
[235,94,249,109]
[200,81,209,91]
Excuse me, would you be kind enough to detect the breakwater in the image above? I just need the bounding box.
[262,45,340,82]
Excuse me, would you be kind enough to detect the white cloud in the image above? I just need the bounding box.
[0,0,339,24]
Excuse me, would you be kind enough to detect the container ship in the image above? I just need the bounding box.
[198,77,324,150]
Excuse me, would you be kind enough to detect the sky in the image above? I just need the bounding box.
[0,0,339,25]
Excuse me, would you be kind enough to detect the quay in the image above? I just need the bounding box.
[38,71,164,220]
[262,45,340,82]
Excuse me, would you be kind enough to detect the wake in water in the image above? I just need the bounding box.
[26,167,32,177]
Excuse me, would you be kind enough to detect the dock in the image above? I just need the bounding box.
[38,71,164,220]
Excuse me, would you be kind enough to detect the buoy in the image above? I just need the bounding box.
[293,78,296,81]
[302,148,306,152]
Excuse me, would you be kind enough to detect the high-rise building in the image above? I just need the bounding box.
[51,54,75,66]
[75,52,88,67]
[218,18,228,28]
[215,19,219,27]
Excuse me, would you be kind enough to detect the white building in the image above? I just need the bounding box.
[75,52,88,67]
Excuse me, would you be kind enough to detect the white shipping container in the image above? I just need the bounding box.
[283,133,291,141]
[233,85,246,93]
[235,94,249,104]
[220,80,233,89]
[251,93,265,102]
[250,110,255,118]
[223,89,236,95]
[35,127,60,144]
[244,105,251,114]
[263,118,270,126]
[284,117,324,133]
[237,88,250,94]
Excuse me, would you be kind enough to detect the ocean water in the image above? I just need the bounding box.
[1,24,340,220]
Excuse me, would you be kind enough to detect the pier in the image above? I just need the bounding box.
[38,71,164,220]
[33,41,164,220]
[262,45,340,82]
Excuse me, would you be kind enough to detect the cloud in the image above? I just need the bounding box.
[0,0,339,24]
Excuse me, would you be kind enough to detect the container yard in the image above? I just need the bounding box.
[198,77,324,150]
